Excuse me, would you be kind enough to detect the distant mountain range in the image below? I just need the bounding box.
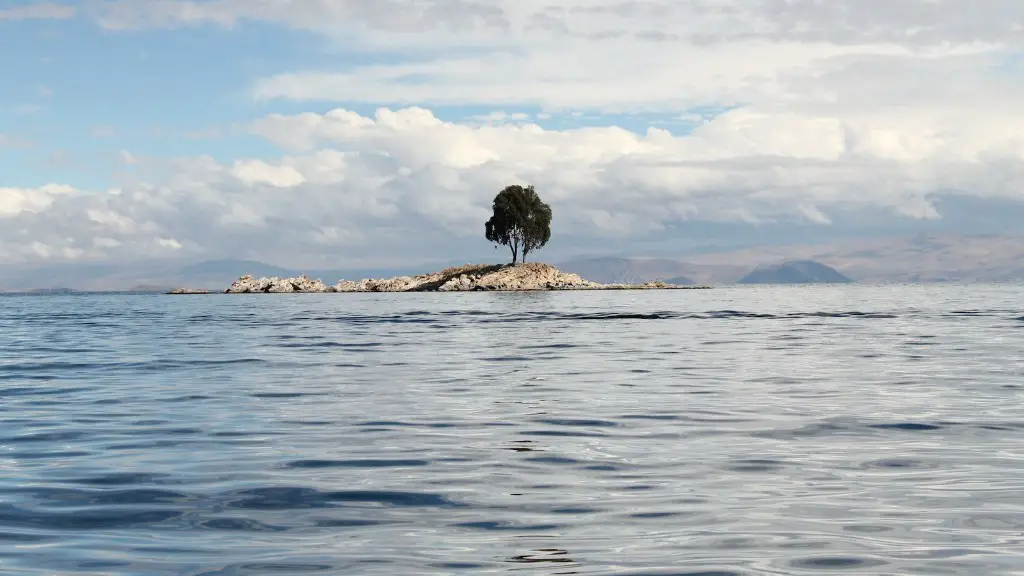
[0,259,429,293]
[557,256,853,285]
[1,233,1022,292]
[559,233,1024,285]
[685,233,1024,283]
[556,257,702,285]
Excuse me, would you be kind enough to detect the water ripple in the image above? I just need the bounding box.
[1,286,1023,574]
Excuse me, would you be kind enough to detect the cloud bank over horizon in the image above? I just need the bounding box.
[2,0,1024,267]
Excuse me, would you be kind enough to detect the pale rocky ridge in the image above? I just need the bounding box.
[218,263,708,294]
[168,287,210,294]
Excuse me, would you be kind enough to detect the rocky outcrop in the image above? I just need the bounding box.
[225,263,710,294]
[332,263,600,292]
[225,274,335,294]
[167,288,209,294]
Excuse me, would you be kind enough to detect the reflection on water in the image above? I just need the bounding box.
[1,285,1024,574]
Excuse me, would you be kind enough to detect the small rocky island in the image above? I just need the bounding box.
[168,185,714,294]
[219,263,709,293]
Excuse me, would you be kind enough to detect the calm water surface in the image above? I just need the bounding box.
[2,285,1023,575]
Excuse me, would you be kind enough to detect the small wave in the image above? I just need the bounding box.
[0,503,182,530]
[277,341,385,350]
[251,392,330,399]
[1,431,86,444]
[860,458,937,470]
[246,309,907,325]
[0,531,51,543]
[725,459,791,472]
[222,487,460,510]
[755,418,1024,440]
[869,422,943,432]
[788,556,887,570]
[533,418,618,427]
[0,361,110,373]
[196,518,286,532]
[159,394,214,402]
[520,430,610,438]
[282,459,429,469]
[0,386,94,397]
[523,456,580,465]
[4,288,1024,575]
[0,358,267,377]
[68,473,169,486]
[619,414,682,421]
[313,518,388,528]
[453,520,563,532]
[2,450,92,460]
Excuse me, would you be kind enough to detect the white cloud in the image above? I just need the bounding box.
[0,2,75,21]
[156,237,183,249]
[94,1,1024,115]
[2,105,1023,266]
[92,1,1024,47]
[4,0,1024,266]
[30,241,51,259]
[253,41,920,111]
[86,206,140,233]
[0,184,77,216]
[230,160,305,187]
[472,111,531,125]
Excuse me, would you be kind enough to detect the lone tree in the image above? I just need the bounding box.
[485,184,552,264]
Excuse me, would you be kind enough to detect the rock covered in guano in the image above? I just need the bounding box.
[224,263,705,293]
[331,264,600,292]
[225,274,335,293]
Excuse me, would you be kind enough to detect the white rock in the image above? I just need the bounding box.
[227,263,702,293]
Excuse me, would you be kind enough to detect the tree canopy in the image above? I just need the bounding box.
[485,185,552,264]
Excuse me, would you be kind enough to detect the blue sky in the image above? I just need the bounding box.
[0,6,722,189]
[1,13,333,187]
[2,0,1024,267]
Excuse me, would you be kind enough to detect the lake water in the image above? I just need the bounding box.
[2,285,1023,575]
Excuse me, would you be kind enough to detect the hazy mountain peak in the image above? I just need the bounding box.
[738,260,854,285]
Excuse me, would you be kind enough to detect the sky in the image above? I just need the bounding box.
[1,0,1024,268]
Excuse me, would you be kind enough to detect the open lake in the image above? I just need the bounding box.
[2,285,1023,575]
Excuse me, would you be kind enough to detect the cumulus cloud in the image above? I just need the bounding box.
[4,105,1023,266]
[0,184,77,216]
[2,0,1023,266]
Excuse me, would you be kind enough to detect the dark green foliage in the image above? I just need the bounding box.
[485,185,552,264]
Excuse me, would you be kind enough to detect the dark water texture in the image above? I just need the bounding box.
[2,285,1024,575]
